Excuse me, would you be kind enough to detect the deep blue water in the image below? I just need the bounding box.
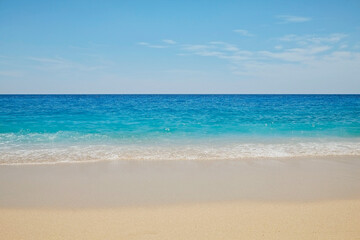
[1,95,360,164]
[1,95,360,138]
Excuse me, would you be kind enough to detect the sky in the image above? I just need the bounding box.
[0,0,360,94]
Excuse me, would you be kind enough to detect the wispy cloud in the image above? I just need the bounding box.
[28,57,66,64]
[136,31,358,87]
[209,42,239,52]
[279,33,347,45]
[27,56,107,71]
[182,41,330,65]
[233,29,254,37]
[138,42,168,48]
[182,44,214,51]
[162,39,176,44]
[181,42,252,62]
[259,45,332,62]
[277,15,311,23]
[339,44,348,49]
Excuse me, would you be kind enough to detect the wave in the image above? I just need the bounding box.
[1,139,360,165]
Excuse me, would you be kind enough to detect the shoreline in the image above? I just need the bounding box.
[2,137,360,165]
[1,154,360,166]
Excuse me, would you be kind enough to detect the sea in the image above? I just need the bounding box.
[0,94,359,165]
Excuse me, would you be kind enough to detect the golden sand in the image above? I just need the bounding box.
[2,200,360,240]
[1,158,360,239]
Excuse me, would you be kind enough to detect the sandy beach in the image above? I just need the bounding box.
[2,0,360,237]
[2,200,360,240]
[1,158,360,239]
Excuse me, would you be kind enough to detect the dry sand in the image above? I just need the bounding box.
[1,158,360,239]
[1,200,360,240]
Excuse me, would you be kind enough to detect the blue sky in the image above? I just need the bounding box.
[1,0,360,93]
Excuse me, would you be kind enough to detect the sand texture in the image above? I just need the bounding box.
[2,200,360,240]
[1,158,360,239]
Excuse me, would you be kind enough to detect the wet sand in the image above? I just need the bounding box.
[1,157,360,239]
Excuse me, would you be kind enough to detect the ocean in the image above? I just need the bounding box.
[1,94,359,164]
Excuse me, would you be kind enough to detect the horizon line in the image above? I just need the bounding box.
[0,93,359,95]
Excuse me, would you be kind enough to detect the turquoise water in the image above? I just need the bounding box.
[1,95,360,164]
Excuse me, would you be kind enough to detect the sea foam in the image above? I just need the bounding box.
[1,139,360,165]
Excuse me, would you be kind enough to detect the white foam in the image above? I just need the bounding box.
[1,139,360,165]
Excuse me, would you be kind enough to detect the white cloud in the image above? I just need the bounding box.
[233,29,254,37]
[181,44,224,58]
[147,45,168,49]
[182,40,334,65]
[310,34,348,44]
[233,51,360,93]
[137,41,168,48]
[28,57,65,64]
[182,44,214,51]
[209,42,239,52]
[162,39,176,44]
[279,33,347,46]
[27,56,107,71]
[259,45,331,62]
[277,15,311,23]
[177,32,354,81]
[27,57,75,70]
[339,44,348,49]
[136,32,359,92]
